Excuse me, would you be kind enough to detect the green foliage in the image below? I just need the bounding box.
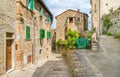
[117,31,120,38]
[106,32,112,36]
[93,27,96,32]
[57,29,79,49]
[66,29,79,48]
[117,6,120,10]
[87,31,93,40]
[103,16,113,34]
[66,29,79,38]
[57,39,63,46]
[62,39,68,46]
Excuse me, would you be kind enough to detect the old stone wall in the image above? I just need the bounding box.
[21,5,33,66]
[107,10,120,35]
[0,0,16,76]
[56,10,88,41]
[91,0,100,34]
[56,10,76,41]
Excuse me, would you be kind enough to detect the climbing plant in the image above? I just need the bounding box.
[103,16,113,34]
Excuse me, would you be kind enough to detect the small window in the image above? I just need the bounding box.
[6,32,14,38]
[47,15,51,22]
[39,7,43,17]
[40,29,45,39]
[77,17,80,21]
[106,3,108,6]
[26,25,30,40]
[69,18,73,23]
[47,31,51,39]
[27,0,34,11]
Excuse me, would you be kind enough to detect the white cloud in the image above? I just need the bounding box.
[44,0,91,29]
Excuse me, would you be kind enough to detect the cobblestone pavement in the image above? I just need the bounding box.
[76,35,120,77]
[32,58,72,77]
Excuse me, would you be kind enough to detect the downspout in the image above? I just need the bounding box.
[99,0,101,34]
[32,16,35,64]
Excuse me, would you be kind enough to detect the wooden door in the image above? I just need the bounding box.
[6,40,13,71]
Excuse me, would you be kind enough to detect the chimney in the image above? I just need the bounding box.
[77,9,80,12]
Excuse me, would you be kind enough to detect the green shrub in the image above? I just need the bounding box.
[106,32,112,36]
[117,32,120,38]
[62,39,68,46]
[103,16,113,33]
[57,39,63,46]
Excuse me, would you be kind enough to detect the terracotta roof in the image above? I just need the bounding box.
[55,9,88,19]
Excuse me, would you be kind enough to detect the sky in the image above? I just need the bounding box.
[43,0,91,30]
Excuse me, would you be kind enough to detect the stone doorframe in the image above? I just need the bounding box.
[4,32,16,73]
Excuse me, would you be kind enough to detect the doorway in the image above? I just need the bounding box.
[6,39,13,71]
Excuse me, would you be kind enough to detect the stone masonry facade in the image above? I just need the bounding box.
[0,0,16,76]
[56,9,88,41]
[91,0,120,34]
[105,10,120,35]
[0,0,53,76]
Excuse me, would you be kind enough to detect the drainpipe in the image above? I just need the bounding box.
[32,16,35,64]
[99,0,101,34]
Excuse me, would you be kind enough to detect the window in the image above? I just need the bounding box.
[47,15,51,22]
[39,7,43,16]
[77,17,80,21]
[26,0,34,11]
[69,18,73,23]
[6,32,14,38]
[106,3,108,6]
[94,4,97,12]
[47,31,51,39]
[26,25,30,40]
[40,29,45,39]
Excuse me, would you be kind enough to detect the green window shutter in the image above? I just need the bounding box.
[28,0,34,11]
[40,29,45,38]
[47,31,52,39]
[26,26,30,40]
[39,7,43,16]
[47,31,49,39]
[47,15,51,22]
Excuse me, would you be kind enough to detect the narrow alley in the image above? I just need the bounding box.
[1,0,120,77]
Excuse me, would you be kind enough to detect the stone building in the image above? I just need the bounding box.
[0,0,16,76]
[51,29,56,52]
[0,0,53,76]
[105,10,120,35]
[56,9,88,41]
[91,0,120,34]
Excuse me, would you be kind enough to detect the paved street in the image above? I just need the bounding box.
[6,55,72,77]
[6,35,120,77]
[32,59,72,77]
[76,35,120,77]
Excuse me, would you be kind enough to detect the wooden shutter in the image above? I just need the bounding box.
[26,26,30,40]
[40,29,45,38]
[28,0,34,11]
[39,7,43,16]
[47,31,52,39]
[47,15,51,22]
